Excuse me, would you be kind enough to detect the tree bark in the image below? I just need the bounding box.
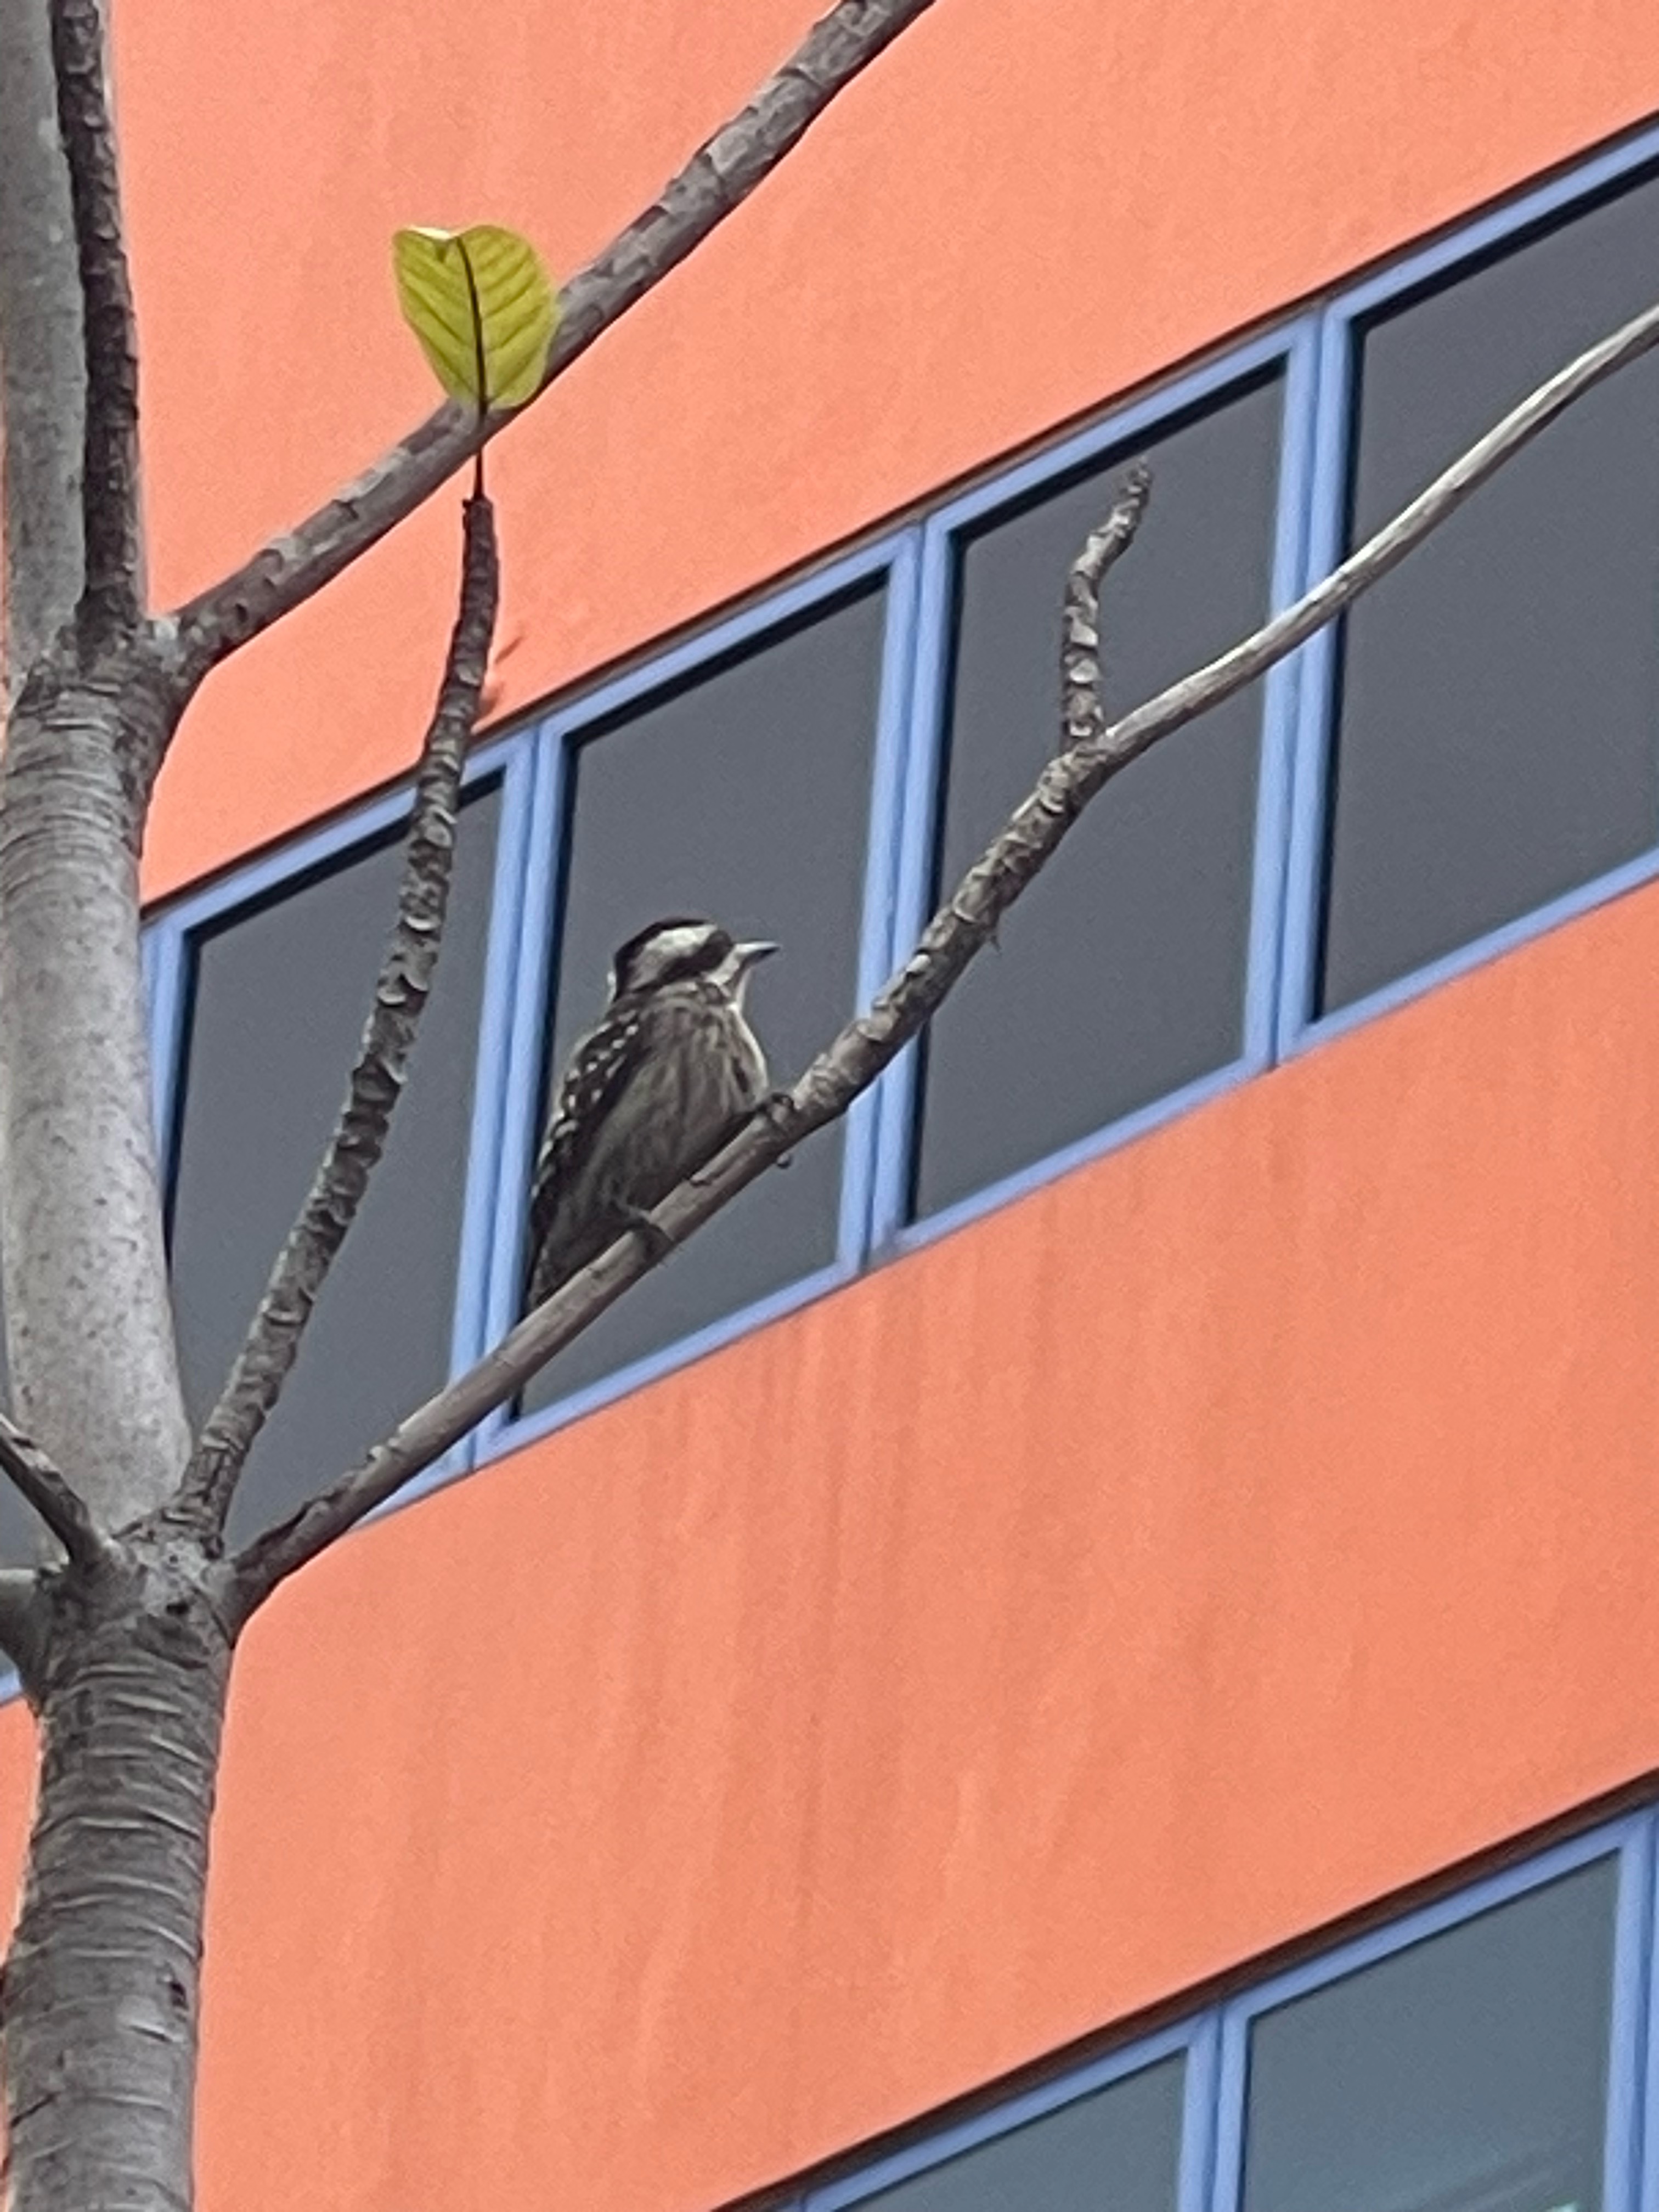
[168,0,946,682]
[2,1548,232,2212]
[180,494,500,1534]
[0,0,84,691]
[0,658,189,1521]
[45,0,143,646]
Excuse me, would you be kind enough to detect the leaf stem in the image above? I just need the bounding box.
[456,236,489,500]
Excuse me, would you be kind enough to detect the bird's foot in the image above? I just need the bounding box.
[617,1202,674,1263]
[759,1088,797,1166]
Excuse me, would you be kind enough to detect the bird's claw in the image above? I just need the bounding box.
[759,1088,797,1166]
[617,1203,674,1262]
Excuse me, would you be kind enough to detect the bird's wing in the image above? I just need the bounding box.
[527,1002,648,1254]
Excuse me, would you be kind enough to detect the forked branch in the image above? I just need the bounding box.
[179,494,500,1534]
[228,466,1152,1611]
[1063,461,1151,746]
[226,281,1659,1618]
[167,0,943,684]
[47,0,142,644]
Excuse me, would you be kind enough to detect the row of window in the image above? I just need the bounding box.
[786,1813,1642,2212]
[5,123,1659,1556]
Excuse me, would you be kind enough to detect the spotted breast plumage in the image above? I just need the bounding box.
[523,917,777,1311]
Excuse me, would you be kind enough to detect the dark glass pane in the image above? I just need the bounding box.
[912,376,1283,1221]
[170,785,501,1543]
[1322,168,1659,1012]
[522,584,885,1412]
[0,1489,29,1573]
[1242,1858,1618,2212]
[852,2053,1183,2212]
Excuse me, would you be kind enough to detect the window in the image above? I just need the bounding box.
[787,1825,1642,2212]
[166,781,504,1543]
[513,577,889,1418]
[822,2051,1184,2212]
[909,370,1286,1224]
[1238,1857,1618,2212]
[1317,162,1659,1015]
[6,130,1658,1560]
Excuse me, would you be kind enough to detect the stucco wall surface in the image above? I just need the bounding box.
[117,0,1659,895]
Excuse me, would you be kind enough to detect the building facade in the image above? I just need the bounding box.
[3,1,1659,2207]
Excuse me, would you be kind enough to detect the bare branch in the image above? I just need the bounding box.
[166,0,941,684]
[0,0,85,691]
[226,471,1151,1613]
[227,284,1659,1616]
[178,494,500,1534]
[47,0,142,644]
[1062,461,1151,747]
[0,1409,103,1567]
[1099,296,1659,765]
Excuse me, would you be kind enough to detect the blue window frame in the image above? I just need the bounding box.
[774,1812,1656,2212]
[809,2020,1214,2212]
[478,533,920,1462]
[1215,1824,1650,2212]
[1278,117,1659,1057]
[143,733,534,1525]
[871,323,1319,1252]
[81,109,1659,1531]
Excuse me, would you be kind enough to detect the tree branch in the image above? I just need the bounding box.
[226,283,1659,1618]
[47,0,142,645]
[229,468,1152,1612]
[0,1409,104,1567]
[166,0,941,684]
[177,494,500,1536]
[0,0,86,692]
[1062,461,1151,746]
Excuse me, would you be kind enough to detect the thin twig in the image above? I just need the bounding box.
[226,471,1149,1613]
[47,0,142,644]
[178,493,500,1534]
[0,1410,102,1567]
[227,282,1659,1616]
[1062,461,1151,747]
[166,0,941,685]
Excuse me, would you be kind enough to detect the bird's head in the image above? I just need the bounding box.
[608,917,778,1004]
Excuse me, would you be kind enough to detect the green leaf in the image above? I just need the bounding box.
[392,224,559,410]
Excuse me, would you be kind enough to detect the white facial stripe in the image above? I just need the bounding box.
[610,921,721,995]
[648,924,719,967]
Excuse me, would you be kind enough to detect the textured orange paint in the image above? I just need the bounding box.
[0,1710,33,1913]
[116,0,1659,896]
[174,878,1659,2212]
[3,4,1649,2207]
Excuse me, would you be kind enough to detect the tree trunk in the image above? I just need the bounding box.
[0,661,190,1523]
[2,1550,232,2212]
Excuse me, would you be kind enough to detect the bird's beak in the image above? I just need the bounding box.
[735,940,779,973]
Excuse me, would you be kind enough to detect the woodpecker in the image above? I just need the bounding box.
[523,916,778,1311]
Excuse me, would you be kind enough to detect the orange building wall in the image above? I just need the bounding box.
[0,855,1654,2211]
[119,0,1659,898]
[0,1,1645,2208]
